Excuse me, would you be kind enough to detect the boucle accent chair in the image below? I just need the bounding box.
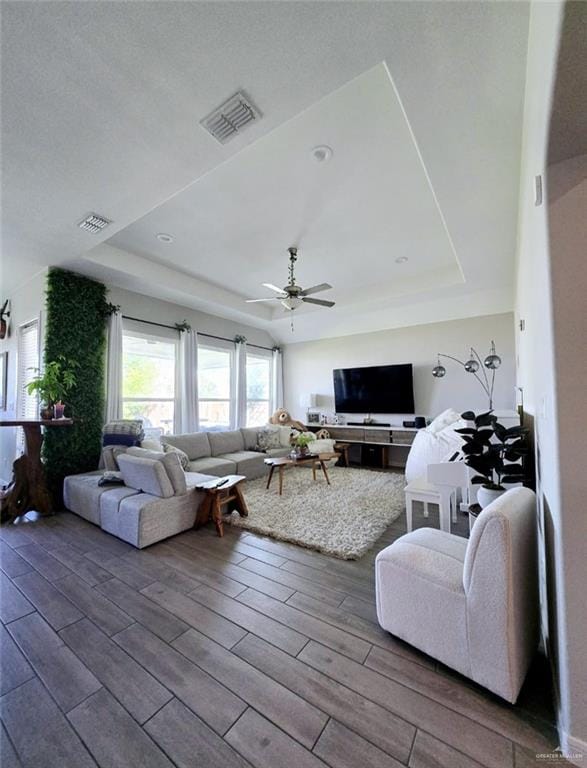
[375,487,539,703]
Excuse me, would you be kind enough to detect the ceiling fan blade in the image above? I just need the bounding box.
[245,298,281,303]
[299,283,332,297]
[302,297,335,308]
[262,283,287,295]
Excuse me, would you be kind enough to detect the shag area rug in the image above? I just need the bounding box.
[228,467,405,559]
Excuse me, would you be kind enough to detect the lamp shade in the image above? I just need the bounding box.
[299,393,317,409]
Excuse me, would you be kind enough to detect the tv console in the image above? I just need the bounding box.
[305,423,418,469]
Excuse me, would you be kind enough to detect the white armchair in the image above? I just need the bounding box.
[375,487,539,703]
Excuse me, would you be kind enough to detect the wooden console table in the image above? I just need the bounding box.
[0,419,73,522]
[305,424,417,469]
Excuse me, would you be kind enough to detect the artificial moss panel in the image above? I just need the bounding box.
[43,268,108,503]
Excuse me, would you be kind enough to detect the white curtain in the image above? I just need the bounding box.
[235,340,247,428]
[175,329,199,434]
[271,347,284,413]
[106,311,123,422]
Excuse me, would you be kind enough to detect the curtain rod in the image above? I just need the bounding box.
[121,315,276,352]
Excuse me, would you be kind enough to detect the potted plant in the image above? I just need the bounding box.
[293,433,315,458]
[457,411,529,508]
[26,356,78,420]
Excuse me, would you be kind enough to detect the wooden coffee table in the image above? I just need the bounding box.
[264,453,337,495]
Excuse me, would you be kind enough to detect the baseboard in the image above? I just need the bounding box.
[558,730,587,766]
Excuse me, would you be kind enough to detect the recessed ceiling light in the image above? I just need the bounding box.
[395,256,408,264]
[156,233,174,243]
[312,145,333,163]
[78,213,112,233]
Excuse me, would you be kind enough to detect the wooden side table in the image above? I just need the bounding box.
[193,475,248,537]
[0,418,74,523]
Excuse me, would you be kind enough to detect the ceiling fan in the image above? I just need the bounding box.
[246,247,335,311]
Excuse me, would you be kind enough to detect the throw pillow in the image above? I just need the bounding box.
[257,429,282,452]
[162,442,190,471]
[141,438,163,451]
[278,425,293,447]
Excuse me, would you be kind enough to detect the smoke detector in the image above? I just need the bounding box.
[78,213,112,233]
[201,91,260,144]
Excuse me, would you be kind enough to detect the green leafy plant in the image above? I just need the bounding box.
[294,433,315,451]
[42,268,109,504]
[26,356,79,406]
[457,410,529,491]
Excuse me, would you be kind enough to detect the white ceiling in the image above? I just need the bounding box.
[1,2,530,342]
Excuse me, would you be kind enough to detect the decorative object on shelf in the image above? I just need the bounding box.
[26,355,79,421]
[307,412,320,424]
[300,392,317,422]
[432,341,502,409]
[0,352,7,410]
[0,300,11,339]
[457,410,530,508]
[174,320,192,333]
[268,407,305,433]
[316,428,331,440]
[53,401,66,419]
[414,416,426,429]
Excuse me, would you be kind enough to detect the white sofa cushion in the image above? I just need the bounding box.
[117,454,175,498]
[309,438,336,454]
[187,456,237,477]
[126,447,186,495]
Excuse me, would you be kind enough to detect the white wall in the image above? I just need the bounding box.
[0,268,48,483]
[548,153,587,750]
[514,0,587,757]
[107,286,276,349]
[283,312,515,424]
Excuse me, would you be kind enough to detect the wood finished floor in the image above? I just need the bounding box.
[0,502,561,768]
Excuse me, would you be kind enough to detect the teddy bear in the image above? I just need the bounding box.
[269,407,306,433]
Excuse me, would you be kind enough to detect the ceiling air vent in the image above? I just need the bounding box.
[78,213,112,233]
[200,91,260,144]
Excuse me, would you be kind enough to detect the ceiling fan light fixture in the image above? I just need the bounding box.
[281,296,303,311]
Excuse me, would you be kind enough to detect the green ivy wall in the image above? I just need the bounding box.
[44,268,108,503]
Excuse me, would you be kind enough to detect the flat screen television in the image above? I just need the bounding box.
[333,363,415,414]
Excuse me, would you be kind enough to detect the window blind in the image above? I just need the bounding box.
[16,319,40,452]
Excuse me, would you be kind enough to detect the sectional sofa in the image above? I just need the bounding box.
[63,427,292,548]
[162,427,291,479]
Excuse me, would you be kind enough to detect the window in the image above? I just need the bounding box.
[122,332,176,434]
[16,319,40,453]
[246,352,272,427]
[198,346,233,431]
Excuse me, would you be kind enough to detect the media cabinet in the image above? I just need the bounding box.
[305,423,418,469]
